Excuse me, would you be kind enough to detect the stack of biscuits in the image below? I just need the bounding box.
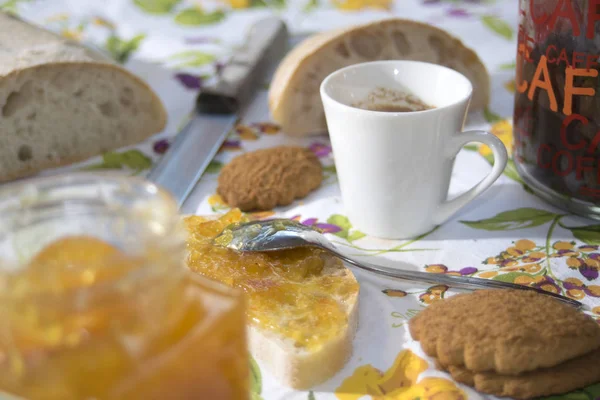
[409,289,600,399]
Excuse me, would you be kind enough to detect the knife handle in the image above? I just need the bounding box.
[197,17,289,114]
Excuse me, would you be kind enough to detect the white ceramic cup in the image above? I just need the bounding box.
[320,60,508,239]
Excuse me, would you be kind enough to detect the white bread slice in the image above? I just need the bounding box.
[247,256,359,389]
[183,213,360,389]
[0,12,167,182]
[269,19,490,136]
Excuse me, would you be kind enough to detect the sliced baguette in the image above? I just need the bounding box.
[183,213,360,389]
[0,12,167,182]
[269,19,490,136]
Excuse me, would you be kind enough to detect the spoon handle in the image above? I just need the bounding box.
[329,249,582,308]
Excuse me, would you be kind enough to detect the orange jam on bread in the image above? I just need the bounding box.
[184,209,359,351]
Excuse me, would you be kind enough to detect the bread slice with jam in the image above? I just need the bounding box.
[183,209,360,389]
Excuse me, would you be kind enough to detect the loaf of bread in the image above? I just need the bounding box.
[0,12,167,182]
[269,19,490,136]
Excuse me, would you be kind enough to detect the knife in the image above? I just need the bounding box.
[147,17,289,207]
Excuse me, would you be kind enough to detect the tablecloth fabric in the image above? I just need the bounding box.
[5,0,600,399]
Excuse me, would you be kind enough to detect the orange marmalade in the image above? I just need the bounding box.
[0,175,249,400]
[184,209,359,351]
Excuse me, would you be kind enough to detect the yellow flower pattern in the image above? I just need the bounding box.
[61,28,84,41]
[207,193,275,219]
[227,0,250,8]
[45,13,69,22]
[336,350,466,400]
[479,119,513,157]
[504,79,516,93]
[331,0,392,10]
[207,193,229,212]
[235,125,259,141]
[91,16,116,29]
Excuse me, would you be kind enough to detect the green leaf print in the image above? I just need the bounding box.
[492,272,533,283]
[502,159,523,183]
[249,0,268,7]
[463,144,479,152]
[267,0,287,8]
[482,154,523,184]
[327,215,364,242]
[541,383,600,400]
[169,50,215,68]
[551,392,591,400]
[542,392,590,400]
[584,383,600,399]
[303,0,318,12]
[347,230,366,242]
[248,0,286,8]
[105,34,146,64]
[323,164,337,176]
[499,61,516,70]
[565,224,600,246]
[206,160,223,174]
[250,356,263,400]
[483,107,503,123]
[327,214,352,239]
[0,0,30,12]
[86,150,153,173]
[460,208,557,231]
[174,8,225,26]
[328,214,351,230]
[134,0,181,14]
[481,15,513,40]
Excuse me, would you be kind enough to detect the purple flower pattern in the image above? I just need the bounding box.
[153,139,170,154]
[424,264,479,276]
[174,73,202,90]
[309,142,332,158]
[427,239,600,300]
[290,215,342,234]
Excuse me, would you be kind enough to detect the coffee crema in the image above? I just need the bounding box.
[353,87,433,112]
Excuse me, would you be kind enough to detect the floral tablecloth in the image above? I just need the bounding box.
[5,0,600,399]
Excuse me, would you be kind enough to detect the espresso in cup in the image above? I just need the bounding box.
[353,87,433,112]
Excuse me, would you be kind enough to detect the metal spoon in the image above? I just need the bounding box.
[214,219,583,309]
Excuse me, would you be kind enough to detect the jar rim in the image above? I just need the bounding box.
[0,172,186,304]
[0,172,180,236]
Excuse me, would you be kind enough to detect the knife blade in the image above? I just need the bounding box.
[147,17,289,208]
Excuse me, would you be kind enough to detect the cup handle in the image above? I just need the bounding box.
[434,130,508,225]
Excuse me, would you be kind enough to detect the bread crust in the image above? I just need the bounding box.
[269,18,490,136]
[0,12,167,182]
[0,62,167,182]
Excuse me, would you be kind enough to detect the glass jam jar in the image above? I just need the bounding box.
[0,174,248,400]
[514,0,600,217]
